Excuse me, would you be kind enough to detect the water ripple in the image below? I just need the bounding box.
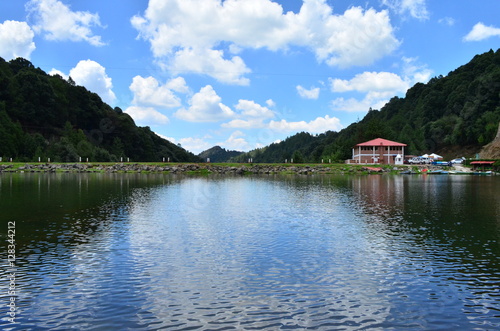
[1,174,500,330]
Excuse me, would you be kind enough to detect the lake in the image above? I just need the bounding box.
[1,173,499,330]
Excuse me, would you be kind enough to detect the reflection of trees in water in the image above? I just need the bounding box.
[0,173,175,249]
[347,175,500,327]
[349,175,500,236]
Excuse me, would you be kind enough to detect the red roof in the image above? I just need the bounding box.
[355,138,407,147]
[470,161,495,165]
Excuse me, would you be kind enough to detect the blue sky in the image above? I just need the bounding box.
[0,0,499,154]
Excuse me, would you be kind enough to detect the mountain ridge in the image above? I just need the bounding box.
[198,146,244,162]
[0,57,200,162]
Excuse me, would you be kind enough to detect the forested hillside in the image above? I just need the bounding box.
[198,146,243,162]
[231,49,500,163]
[0,57,200,162]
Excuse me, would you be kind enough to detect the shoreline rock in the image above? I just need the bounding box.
[0,163,449,175]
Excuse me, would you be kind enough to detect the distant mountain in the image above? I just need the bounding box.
[231,49,500,163]
[198,146,244,162]
[0,57,200,162]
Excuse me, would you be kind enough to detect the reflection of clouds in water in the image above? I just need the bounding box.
[125,177,393,329]
[16,200,147,329]
[8,175,500,329]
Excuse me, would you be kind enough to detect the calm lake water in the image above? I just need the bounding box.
[1,173,499,330]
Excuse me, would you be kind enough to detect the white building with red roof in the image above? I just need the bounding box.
[348,138,407,165]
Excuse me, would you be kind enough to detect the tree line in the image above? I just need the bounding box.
[0,57,200,162]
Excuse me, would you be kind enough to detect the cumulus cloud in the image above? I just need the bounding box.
[381,0,429,21]
[26,0,105,46]
[266,99,276,108]
[306,6,400,67]
[129,76,186,109]
[175,85,235,122]
[48,68,68,79]
[69,60,116,104]
[268,115,343,133]
[154,132,172,142]
[132,0,399,83]
[222,118,266,129]
[169,47,251,85]
[331,93,392,112]
[401,56,432,84]
[463,23,500,42]
[329,71,408,112]
[218,131,251,151]
[221,99,275,129]
[331,72,409,93]
[235,99,274,119]
[0,20,36,60]
[329,58,432,112]
[125,106,169,126]
[297,85,320,99]
[125,76,190,126]
[166,76,190,94]
[166,136,213,154]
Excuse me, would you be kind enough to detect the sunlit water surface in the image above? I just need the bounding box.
[1,173,499,330]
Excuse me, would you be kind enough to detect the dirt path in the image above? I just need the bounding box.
[452,164,472,172]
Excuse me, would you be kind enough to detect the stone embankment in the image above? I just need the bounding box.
[0,163,447,175]
[0,163,392,174]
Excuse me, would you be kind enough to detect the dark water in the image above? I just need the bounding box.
[0,173,499,330]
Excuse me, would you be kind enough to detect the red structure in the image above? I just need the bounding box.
[470,161,495,171]
[348,138,407,165]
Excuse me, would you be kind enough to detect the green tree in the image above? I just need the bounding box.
[292,150,304,163]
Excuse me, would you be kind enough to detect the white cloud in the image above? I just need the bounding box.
[0,20,36,60]
[308,6,400,68]
[381,0,429,21]
[26,0,105,46]
[221,99,275,129]
[463,22,500,42]
[235,99,274,118]
[438,17,455,26]
[165,76,190,94]
[173,136,213,155]
[266,99,276,108]
[331,72,409,93]
[129,76,185,109]
[175,85,235,122]
[124,106,169,126]
[154,132,172,142]
[169,47,251,85]
[132,0,400,83]
[69,60,116,104]
[222,118,266,129]
[218,131,251,151]
[297,85,320,99]
[48,68,68,79]
[401,57,432,84]
[125,76,189,126]
[329,58,432,113]
[329,71,408,112]
[331,92,391,112]
[268,115,343,133]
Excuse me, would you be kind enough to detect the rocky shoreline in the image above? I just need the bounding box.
[0,162,447,175]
